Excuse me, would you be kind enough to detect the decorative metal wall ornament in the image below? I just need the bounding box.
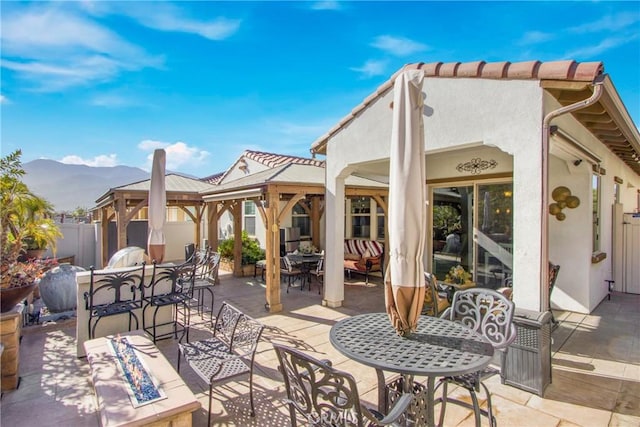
[549,186,580,221]
[456,158,498,174]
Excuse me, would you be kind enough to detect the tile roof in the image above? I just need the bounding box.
[204,149,325,186]
[243,150,325,168]
[311,60,605,154]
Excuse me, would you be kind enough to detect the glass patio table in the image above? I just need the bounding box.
[329,313,494,427]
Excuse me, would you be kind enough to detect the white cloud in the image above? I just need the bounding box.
[0,94,8,104]
[0,4,163,91]
[350,59,388,78]
[568,12,640,34]
[310,1,342,11]
[139,140,210,171]
[371,35,428,57]
[517,31,555,46]
[565,34,639,59]
[86,2,241,40]
[60,154,118,167]
[90,93,138,108]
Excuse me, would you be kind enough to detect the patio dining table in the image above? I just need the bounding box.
[286,253,323,291]
[330,313,494,427]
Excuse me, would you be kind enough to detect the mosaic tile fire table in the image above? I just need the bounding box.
[84,330,200,427]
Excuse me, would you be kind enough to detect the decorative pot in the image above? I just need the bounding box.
[25,249,46,259]
[38,264,86,313]
[0,282,37,313]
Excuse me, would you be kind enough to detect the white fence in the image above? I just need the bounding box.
[46,222,195,269]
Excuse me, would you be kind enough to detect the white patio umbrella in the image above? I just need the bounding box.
[385,69,427,336]
[148,149,166,264]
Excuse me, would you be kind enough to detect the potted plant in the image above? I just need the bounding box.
[218,230,266,276]
[0,150,60,312]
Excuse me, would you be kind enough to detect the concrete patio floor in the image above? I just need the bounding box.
[1,270,639,426]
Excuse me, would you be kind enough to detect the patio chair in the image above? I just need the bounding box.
[281,256,302,293]
[309,257,324,294]
[84,264,146,339]
[273,343,413,427]
[422,272,450,317]
[548,262,561,329]
[141,261,195,343]
[188,249,220,327]
[178,302,264,426]
[436,288,516,427]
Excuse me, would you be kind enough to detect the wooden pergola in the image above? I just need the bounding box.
[201,164,388,313]
[93,174,216,267]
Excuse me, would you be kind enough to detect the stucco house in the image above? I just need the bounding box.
[311,60,640,316]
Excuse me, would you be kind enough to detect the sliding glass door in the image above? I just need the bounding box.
[431,181,513,288]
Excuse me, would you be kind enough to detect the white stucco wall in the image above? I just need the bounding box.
[324,76,546,310]
[546,92,640,313]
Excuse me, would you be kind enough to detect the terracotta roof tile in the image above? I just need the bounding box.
[482,61,510,79]
[457,61,486,77]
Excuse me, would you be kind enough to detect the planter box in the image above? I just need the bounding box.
[1,305,24,390]
[220,260,256,277]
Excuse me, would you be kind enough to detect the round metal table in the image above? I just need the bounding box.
[330,313,494,427]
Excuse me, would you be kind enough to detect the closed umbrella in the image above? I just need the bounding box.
[148,149,166,264]
[385,69,427,336]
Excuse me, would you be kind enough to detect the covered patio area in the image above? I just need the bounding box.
[2,270,638,426]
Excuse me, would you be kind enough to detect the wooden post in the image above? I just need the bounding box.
[311,196,321,250]
[101,207,110,268]
[266,191,282,312]
[115,195,128,252]
[207,202,220,250]
[232,202,243,276]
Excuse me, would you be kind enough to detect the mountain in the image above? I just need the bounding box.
[22,159,150,212]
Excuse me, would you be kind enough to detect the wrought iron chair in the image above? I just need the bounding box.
[188,249,220,327]
[548,262,561,329]
[274,343,413,426]
[141,261,195,342]
[177,302,264,426]
[84,264,146,339]
[281,256,302,293]
[422,272,450,317]
[436,288,516,427]
[309,257,324,294]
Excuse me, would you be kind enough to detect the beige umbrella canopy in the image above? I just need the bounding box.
[148,149,167,264]
[385,69,427,336]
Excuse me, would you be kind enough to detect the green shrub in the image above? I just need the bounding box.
[218,230,265,265]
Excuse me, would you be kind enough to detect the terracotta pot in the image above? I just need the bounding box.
[0,282,37,313]
[25,249,46,259]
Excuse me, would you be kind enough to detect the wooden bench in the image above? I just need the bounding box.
[177,302,264,426]
[84,330,200,427]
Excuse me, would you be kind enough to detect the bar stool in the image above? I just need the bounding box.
[142,262,195,342]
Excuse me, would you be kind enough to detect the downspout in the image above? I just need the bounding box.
[540,75,604,312]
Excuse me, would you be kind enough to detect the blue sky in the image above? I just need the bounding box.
[2,1,639,178]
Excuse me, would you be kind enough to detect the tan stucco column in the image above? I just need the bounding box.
[324,173,347,307]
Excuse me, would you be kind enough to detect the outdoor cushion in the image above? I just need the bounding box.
[345,253,361,261]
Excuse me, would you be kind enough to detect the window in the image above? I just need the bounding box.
[350,197,371,238]
[592,173,601,252]
[292,203,310,237]
[376,203,385,239]
[244,201,256,236]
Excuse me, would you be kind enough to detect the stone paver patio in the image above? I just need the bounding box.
[1,269,639,426]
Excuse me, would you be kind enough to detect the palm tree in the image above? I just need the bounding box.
[1,150,61,288]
